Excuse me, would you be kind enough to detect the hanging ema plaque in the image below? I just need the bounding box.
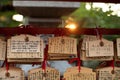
[96,67,120,80]
[116,38,120,60]
[7,34,44,63]
[81,35,98,50]
[64,67,96,80]
[86,39,114,57]
[28,67,60,80]
[48,36,77,60]
[0,67,24,80]
[48,36,77,54]
[80,35,113,61]
[0,39,6,60]
[116,38,120,61]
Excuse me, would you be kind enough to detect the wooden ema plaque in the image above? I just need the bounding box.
[81,35,98,50]
[116,38,120,60]
[80,51,113,61]
[117,38,120,56]
[0,67,24,80]
[86,39,114,57]
[7,34,44,63]
[0,39,6,60]
[80,35,113,61]
[64,67,96,80]
[48,36,77,60]
[28,67,60,80]
[48,53,77,60]
[96,67,120,80]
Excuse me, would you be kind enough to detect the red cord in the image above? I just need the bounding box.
[69,58,81,72]
[42,45,48,71]
[5,60,9,72]
[111,60,114,72]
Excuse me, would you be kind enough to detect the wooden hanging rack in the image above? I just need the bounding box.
[0,25,120,35]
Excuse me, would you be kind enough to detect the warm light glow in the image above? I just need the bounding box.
[65,23,77,30]
[0,16,6,21]
[12,14,23,22]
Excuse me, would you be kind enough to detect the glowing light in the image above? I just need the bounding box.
[65,23,77,30]
[0,16,6,21]
[12,14,23,22]
[86,3,91,10]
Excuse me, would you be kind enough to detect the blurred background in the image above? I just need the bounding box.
[0,0,120,77]
[0,0,120,28]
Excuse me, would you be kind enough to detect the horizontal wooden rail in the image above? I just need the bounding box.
[0,26,120,35]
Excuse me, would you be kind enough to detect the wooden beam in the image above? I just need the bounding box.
[38,0,120,3]
[0,26,120,36]
[13,1,80,8]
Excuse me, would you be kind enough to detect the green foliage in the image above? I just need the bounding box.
[62,3,120,40]
[0,11,21,27]
[68,3,120,28]
[0,0,21,27]
[0,0,11,5]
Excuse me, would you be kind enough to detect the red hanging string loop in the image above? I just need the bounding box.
[111,60,115,74]
[62,78,66,80]
[69,44,81,72]
[107,60,115,74]
[42,45,48,71]
[95,26,102,41]
[95,26,104,47]
[42,59,47,71]
[5,59,9,73]
[69,58,81,72]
